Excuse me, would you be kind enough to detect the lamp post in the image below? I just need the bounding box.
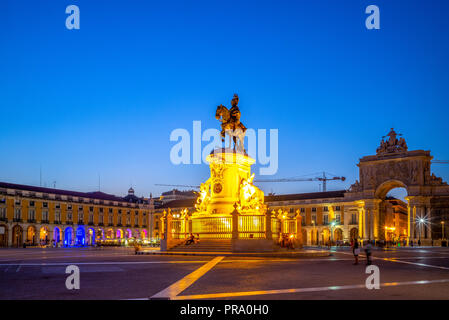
[418,218,424,246]
[312,220,316,246]
[441,221,445,240]
[330,220,336,246]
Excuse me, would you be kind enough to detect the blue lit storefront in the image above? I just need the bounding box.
[64,227,73,247]
[75,227,85,246]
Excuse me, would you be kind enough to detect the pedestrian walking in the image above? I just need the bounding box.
[352,239,360,265]
[365,241,373,265]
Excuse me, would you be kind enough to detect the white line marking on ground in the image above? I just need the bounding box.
[337,251,449,270]
[0,258,337,267]
[383,258,449,270]
[150,256,224,300]
[15,264,21,272]
[174,278,449,300]
[0,261,210,266]
[0,254,135,262]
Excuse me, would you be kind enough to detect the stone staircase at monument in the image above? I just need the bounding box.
[169,239,232,253]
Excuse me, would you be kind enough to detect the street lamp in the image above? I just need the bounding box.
[418,218,425,246]
[312,220,316,246]
[330,220,336,246]
[441,221,445,240]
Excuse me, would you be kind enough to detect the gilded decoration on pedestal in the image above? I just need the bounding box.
[238,174,265,212]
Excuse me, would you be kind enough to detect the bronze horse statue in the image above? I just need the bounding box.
[215,94,247,152]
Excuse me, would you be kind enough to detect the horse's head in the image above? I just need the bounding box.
[215,104,228,121]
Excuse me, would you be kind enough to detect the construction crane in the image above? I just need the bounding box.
[255,172,346,192]
[433,160,449,164]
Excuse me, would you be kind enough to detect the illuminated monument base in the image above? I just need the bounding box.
[161,149,303,252]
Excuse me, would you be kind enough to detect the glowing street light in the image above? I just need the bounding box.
[329,220,337,246]
[417,217,426,246]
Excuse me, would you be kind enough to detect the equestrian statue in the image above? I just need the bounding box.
[215,94,247,152]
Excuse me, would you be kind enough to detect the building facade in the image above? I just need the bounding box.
[0,183,151,247]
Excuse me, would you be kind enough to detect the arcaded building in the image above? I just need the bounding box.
[0,183,151,247]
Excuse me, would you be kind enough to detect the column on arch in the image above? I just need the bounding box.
[408,203,417,245]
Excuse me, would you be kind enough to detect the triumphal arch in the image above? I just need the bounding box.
[345,128,449,245]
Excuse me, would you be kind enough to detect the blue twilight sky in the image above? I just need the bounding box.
[0,0,448,199]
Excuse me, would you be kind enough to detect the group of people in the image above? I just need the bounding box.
[24,238,55,248]
[184,233,200,245]
[351,239,373,265]
[279,233,295,249]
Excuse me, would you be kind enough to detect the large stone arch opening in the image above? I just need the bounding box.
[375,180,408,200]
[375,181,410,244]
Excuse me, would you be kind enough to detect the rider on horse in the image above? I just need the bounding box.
[229,94,241,129]
[215,94,247,152]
